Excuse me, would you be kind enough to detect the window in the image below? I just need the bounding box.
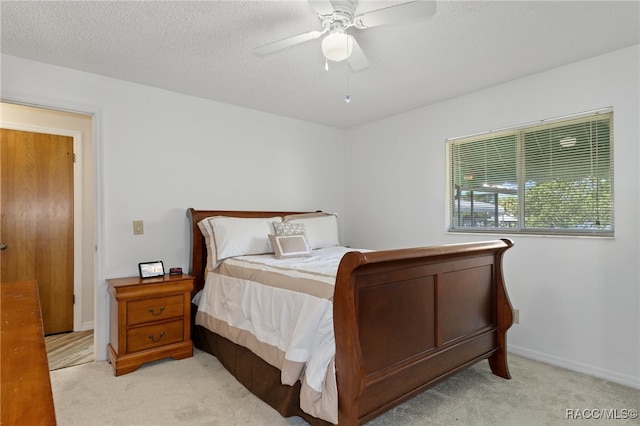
[448,108,613,236]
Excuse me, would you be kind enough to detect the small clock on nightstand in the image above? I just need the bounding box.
[106,274,194,376]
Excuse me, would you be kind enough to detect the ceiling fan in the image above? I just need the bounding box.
[254,0,437,71]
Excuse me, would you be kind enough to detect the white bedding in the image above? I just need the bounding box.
[195,246,364,424]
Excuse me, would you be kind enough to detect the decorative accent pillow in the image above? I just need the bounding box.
[197,216,282,269]
[283,212,340,249]
[273,221,308,237]
[268,234,312,259]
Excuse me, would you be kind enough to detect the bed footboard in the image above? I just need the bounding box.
[333,239,514,425]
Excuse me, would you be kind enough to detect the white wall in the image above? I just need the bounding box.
[1,54,345,361]
[343,45,640,388]
[2,45,638,389]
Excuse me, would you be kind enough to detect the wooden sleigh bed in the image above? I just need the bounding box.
[187,208,515,425]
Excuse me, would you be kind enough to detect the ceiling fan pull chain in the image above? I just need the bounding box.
[345,66,351,103]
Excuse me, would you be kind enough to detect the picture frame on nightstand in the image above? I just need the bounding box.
[138,261,164,278]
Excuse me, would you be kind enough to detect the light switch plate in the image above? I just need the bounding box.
[133,220,144,235]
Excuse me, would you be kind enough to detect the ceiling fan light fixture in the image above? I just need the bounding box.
[321,32,354,62]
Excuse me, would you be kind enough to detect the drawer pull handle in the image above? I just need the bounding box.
[148,306,165,316]
[148,331,165,342]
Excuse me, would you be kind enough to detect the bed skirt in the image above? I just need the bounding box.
[191,304,331,426]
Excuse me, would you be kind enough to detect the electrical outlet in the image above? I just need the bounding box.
[513,309,520,324]
[133,220,144,235]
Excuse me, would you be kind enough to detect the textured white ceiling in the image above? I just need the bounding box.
[1,1,639,128]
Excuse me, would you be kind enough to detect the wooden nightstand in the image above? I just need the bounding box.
[107,274,194,376]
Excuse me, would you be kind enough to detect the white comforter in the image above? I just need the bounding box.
[196,246,362,424]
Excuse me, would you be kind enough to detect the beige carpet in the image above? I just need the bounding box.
[50,349,639,425]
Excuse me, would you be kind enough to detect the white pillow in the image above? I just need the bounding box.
[197,216,282,269]
[283,213,339,249]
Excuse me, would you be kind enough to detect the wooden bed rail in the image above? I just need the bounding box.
[333,239,514,425]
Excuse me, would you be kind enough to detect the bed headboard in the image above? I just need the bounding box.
[186,208,309,298]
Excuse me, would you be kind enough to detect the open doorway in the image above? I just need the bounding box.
[1,102,95,368]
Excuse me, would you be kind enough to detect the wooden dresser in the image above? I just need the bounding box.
[1,280,56,425]
[107,274,194,376]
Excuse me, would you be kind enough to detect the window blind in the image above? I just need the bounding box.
[448,109,613,236]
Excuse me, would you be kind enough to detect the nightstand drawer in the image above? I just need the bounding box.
[127,294,184,326]
[126,320,184,353]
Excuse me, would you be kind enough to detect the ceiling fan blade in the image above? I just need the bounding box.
[347,37,369,71]
[307,0,335,16]
[254,30,323,56]
[354,0,437,29]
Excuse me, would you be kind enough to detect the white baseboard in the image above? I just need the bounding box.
[80,321,94,331]
[508,344,639,390]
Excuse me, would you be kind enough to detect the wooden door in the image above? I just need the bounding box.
[1,128,74,335]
